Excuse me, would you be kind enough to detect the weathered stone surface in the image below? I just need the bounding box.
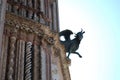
[0,0,71,79]
[0,12,71,80]
[0,0,7,79]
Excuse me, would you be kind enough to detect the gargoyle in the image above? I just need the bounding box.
[59,29,85,59]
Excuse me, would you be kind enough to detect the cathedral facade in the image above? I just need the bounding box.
[0,0,71,80]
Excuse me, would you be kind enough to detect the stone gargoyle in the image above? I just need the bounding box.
[59,29,85,59]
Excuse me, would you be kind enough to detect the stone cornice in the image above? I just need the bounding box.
[5,12,56,44]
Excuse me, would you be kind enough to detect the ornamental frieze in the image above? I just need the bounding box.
[4,12,56,45]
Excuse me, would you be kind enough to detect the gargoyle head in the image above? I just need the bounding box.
[76,28,85,40]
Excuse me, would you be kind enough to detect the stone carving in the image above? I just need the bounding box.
[7,36,16,80]
[45,36,55,45]
[5,12,52,40]
[25,42,32,80]
[3,12,71,80]
[59,29,85,59]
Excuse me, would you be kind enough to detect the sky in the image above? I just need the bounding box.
[58,0,120,80]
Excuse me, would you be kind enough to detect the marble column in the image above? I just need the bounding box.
[33,0,38,21]
[0,0,6,79]
[27,0,33,19]
[0,34,9,80]
[33,44,41,80]
[15,40,25,80]
[7,36,17,80]
[21,0,27,17]
[25,42,32,80]
[13,0,18,14]
[40,0,45,24]
[41,47,47,80]
[0,0,6,60]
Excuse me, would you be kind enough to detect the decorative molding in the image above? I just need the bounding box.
[7,36,17,80]
[5,12,56,45]
[53,46,60,57]
[44,36,55,45]
[25,42,32,80]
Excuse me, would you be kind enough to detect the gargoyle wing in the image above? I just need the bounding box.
[59,29,73,41]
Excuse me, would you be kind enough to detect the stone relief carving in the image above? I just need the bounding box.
[25,42,32,80]
[7,34,17,80]
[5,12,56,45]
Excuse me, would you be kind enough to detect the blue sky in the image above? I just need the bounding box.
[58,0,120,80]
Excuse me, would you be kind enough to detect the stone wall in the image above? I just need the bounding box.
[0,12,71,80]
